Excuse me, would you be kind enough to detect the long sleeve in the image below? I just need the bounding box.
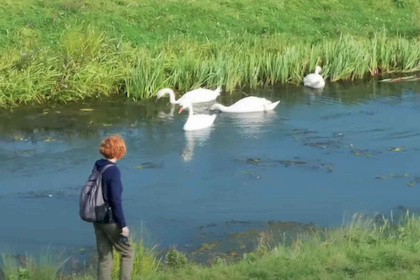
[104,167,127,228]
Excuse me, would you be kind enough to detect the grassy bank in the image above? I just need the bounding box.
[0,0,419,107]
[3,214,420,279]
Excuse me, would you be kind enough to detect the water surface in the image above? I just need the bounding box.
[1,79,420,257]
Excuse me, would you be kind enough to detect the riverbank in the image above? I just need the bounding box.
[3,214,420,279]
[0,0,419,107]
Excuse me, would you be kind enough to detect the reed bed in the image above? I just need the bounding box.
[0,30,419,107]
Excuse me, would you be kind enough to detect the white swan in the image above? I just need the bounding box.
[178,102,217,131]
[303,66,325,89]
[157,87,221,104]
[210,96,280,113]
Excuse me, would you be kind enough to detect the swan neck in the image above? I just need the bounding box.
[167,90,177,104]
[187,104,194,118]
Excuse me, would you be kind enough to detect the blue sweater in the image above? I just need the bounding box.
[95,159,127,228]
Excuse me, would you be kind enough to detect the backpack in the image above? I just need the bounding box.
[79,163,115,223]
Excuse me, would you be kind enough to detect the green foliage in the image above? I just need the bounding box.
[6,214,420,279]
[0,26,133,107]
[0,0,419,107]
[393,0,409,8]
[125,33,419,99]
[112,239,161,279]
[0,0,418,48]
[165,247,188,269]
[1,251,68,280]
[1,31,419,108]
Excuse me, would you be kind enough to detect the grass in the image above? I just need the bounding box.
[112,240,161,279]
[141,213,420,280]
[1,31,419,108]
[4,213,420,279]
[1,248,69,280]
[0,0,418,47]
[0,0,419,107]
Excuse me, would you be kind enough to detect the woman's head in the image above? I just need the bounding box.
[99,135,127,160]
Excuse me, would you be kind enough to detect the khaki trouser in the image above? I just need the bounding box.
[94,223,134,280]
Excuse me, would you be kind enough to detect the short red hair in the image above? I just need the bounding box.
[99,135,127,160]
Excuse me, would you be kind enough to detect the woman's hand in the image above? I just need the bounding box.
[121,226,130,237]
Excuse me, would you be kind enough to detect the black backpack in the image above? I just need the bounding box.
[79,164,114,223]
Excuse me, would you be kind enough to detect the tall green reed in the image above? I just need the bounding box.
[0,29,419,107]
[126,33,419,100]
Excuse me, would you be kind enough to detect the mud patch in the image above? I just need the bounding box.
[304,139,342,150]
[386,146,407,152]
[236,157,334,173]
[349,144,382,157]
[19,186,79,199]
[321,111,351,120]
[133,162,164,170]
[375,172,420,187]
[236,170,262,179]
[8,149,37,159]
[407,176,420,187]
[187,219,316,264]
[289,128,345,153]
[375,173,411,180]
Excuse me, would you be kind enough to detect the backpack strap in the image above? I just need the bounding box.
[99,163,115,174]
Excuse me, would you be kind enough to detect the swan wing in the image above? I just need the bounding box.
[303,73,316,85]
[304,74,325,88]
[178,88,221,104]
[311,80,325,89]
[232,96,267,106]
[222,97,276,112]
[183,114,217,131]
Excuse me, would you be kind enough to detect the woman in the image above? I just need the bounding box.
[94,135,134,280]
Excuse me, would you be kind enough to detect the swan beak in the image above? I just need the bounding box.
[178,107,184,114]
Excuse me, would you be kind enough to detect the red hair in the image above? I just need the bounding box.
[99,135,127,159]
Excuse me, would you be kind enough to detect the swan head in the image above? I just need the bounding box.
[156,88,174,99]
[178,102,192,114]
[315,66,322,75]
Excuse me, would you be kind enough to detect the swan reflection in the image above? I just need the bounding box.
[229,111,277,138]
[158,102,216,120]
[303,87,323,103]
[158,105,175,120]
[180,128,211,162]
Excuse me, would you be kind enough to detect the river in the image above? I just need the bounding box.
[1,78,420,260]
